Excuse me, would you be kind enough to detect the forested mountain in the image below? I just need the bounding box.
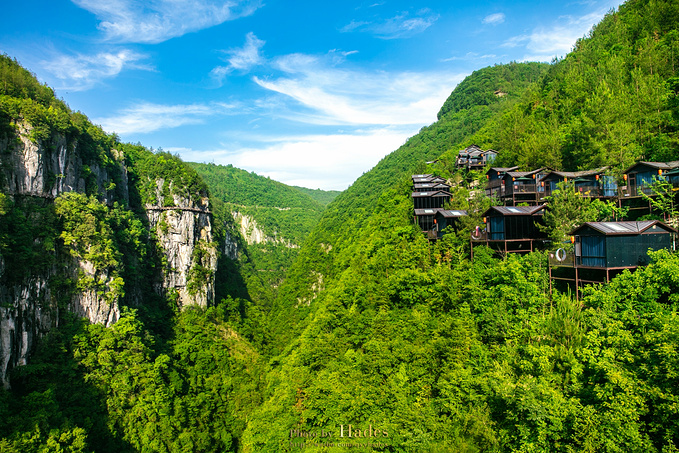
[2,0,679,451]
[189,162,333,305]
[0,55,259,451]
[292,186,341,207]
[461,0,679,172]
[245,0,679,451]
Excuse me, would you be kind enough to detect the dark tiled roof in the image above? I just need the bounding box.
[624,161,679,173]
[484,205,546,216]
[487,166,519,174]
[414,208,442,216]
[571,220,678,235]
[436,210,468,218]
[505,168,545,179]
[540,166,609,181]
[411,191,451,198]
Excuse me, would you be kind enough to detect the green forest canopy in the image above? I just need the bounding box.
[3,0,679,451]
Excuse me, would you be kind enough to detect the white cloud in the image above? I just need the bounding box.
[42,49,151,90]
[210,32,265,85]
[341,9,439,39]
[253,53,464,126]
[175,128,416,190]
[503,7,616,61]
[483,13,505,25]
[442,52,498,62]
[95,102,237,134]
[71,0,263,44]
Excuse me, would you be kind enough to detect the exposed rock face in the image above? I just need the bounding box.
[222,230,240,261]
[0,122,217,386]
[0,277,55,389]
[232,211,299,248]
[0,123,129,386]
[1,123,126,205]
[146,191,217,309]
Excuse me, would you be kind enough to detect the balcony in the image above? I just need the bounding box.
[508,183,537,195]
[620,181,679,198]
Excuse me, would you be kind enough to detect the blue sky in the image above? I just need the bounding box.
[1,0,621,190]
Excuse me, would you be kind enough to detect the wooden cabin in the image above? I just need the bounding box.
[412,174,446,185]
[413,182,451,191]
[471,205,547,254]
[412,191,451,210]
[620,161,679,197]
[485,166,519,198]
[539,167,615,199]
[414,208,441,233]
[455,145,498,171]
[434,210,468,239]
[499,168,549,206]
[618,161,679,218]
[548,220,677,297]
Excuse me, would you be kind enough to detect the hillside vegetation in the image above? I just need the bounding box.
[190,162,334,306]
[3,0,679,451]
[246,0,679,451]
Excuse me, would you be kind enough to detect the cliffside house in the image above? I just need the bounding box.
[412,174,446,184]
[434,209,469,239]
[498,168,549,206]
[617,161,679,218]
[414,208,440,233]
[548,220,677,297]
[455,145,498,171]
[412,190,452,210]
[539,167,616,199]
[485,166,519,198]
[620,161,679,197]
[413,181,451,191]
[471,205,547,255]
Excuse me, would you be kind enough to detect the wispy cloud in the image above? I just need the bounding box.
[253,52,464,126]
[175,128,415,190]
[483,13,506,25]
[442,52,498,62]
[341,9,439,39]
[72,0,263,44]
[42,49,151,91]
[210,32,265,85]
[94,102,237,134]
[502,7,615,61]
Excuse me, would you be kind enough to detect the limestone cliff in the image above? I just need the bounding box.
[0,121,217,387]
[145,182,216,309]
[232,211,299,249]
[1,123,127,205]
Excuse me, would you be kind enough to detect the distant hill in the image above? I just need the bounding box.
[189,162,335,303]
[292,186,341,207]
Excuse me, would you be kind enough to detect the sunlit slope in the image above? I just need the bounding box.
[269,61,550,347]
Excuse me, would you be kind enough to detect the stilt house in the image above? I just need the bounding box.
[455,145,498,171]
[412,191,451,210]
[434,210,468,239]
[485,166,519,198]
[540,167,616,199]
[548,220,677,297]
[620,161,679,197]
[499,168,549,206]
[472,205,547,254]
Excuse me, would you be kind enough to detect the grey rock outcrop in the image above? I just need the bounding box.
[145,188,217,309]
[1,123,126,205]
[0,121,217,386]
